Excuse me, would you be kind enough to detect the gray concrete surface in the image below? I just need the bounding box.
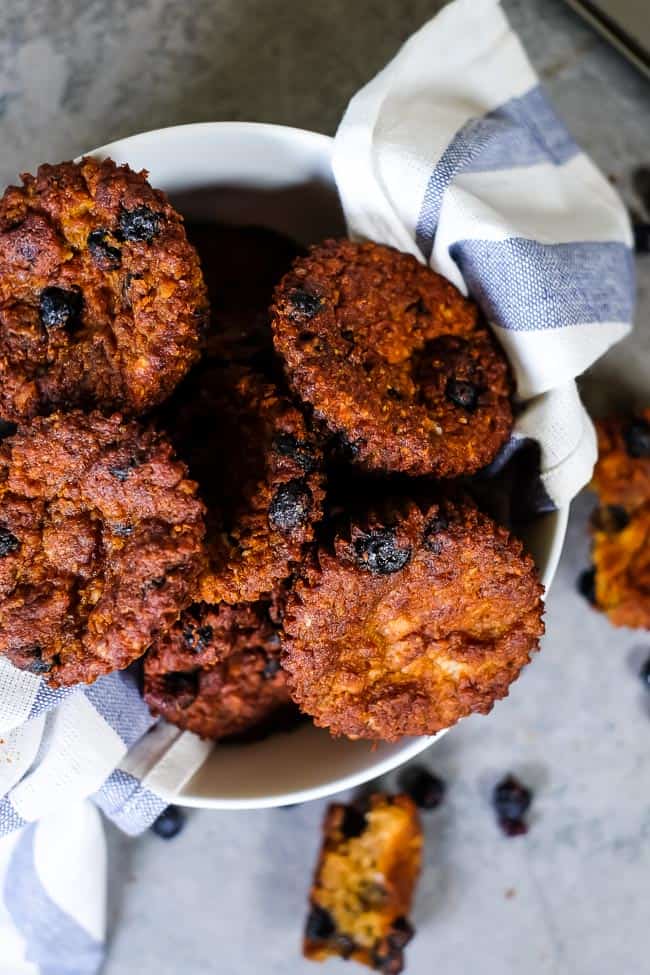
[1,1,649,973]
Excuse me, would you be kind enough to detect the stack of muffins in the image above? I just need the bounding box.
[0,158,545,743]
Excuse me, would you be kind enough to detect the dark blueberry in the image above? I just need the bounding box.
[633,222,650,254]
[423,513,449,553]
[272,432,317,472]
[163,671,198,709]
[354,529,411,575]
[591,505,630,534]
[108,456,139,481]
[341,328,355,343]
[268,479,312,531]
[577,567,597,606]
[288,288,322,318]
[39,286,83,331]
[446,377,479,411]
[398,766,446,810]
[119,205,162,242]
[197,625,213,644]
[182,624,213,653]
[0,419,17,441]
[340,804,367,839]
[87,228,121,269]
[331,433,362,462]
[639,656,650,689]
[0,526,20,558]
[493,775,532,823]
[632,165,650,211]
[334,934,356,959]
[623,419,650,458]
[262,656,282,679]
[387,917,414,951]
[373,949,405,975]
[305,905,336,941]
[386,387,404,401]
[24,645,54,674]
[498,817,529,837]
[151,805,185,839]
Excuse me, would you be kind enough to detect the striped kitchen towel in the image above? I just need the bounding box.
[0,0,635,972]
[333,0,634,510]
[0,660,210,973]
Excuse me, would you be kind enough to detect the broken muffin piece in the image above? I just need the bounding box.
[304,794,422,974]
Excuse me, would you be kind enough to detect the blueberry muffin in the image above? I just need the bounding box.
[0,157,207,423]
[0,410,205,686]
[282,497,544,740]
[143,598,293,740]
[271,239,512,477]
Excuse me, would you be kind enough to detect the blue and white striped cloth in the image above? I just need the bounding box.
[333,0,634,509]
[0,0,635,971]
[0,664,210,974]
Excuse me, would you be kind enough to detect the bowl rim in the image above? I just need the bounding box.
[91,120,570,809]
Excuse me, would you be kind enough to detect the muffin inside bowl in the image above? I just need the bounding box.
[90,122,567,809]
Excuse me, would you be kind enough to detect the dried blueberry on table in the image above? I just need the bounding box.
[633,222,650,254]
[39,286,83,331]
[398,766,446,810]
[446,377,479,411]
[151,805,186,840]
[87,228,121,269]
[632,165,650,211]
[577,567,597,606]
[354,529,411,575]
[119,205,161,242]
[289,288,322,318]
[0,526,20,557]
[639,656,650,690]
[623,419,650,458]
[493,774,532,837]
[305,905,336,941]
[268,479,312,531]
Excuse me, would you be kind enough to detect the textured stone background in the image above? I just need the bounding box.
[1,2,649,973]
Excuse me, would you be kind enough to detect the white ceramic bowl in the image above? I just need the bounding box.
[92,122,568,810]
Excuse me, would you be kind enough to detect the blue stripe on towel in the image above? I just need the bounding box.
[84,670,156,749]
[450,237,635,331]
[0,795,27,836]
[4,824,104,975]
[415,84,579,259]
[28,681,71,720]
[93,768,167,835]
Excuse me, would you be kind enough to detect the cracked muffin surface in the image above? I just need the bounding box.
[0,157,207,423]
[282,497,544,740]
[0,410,205,686]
